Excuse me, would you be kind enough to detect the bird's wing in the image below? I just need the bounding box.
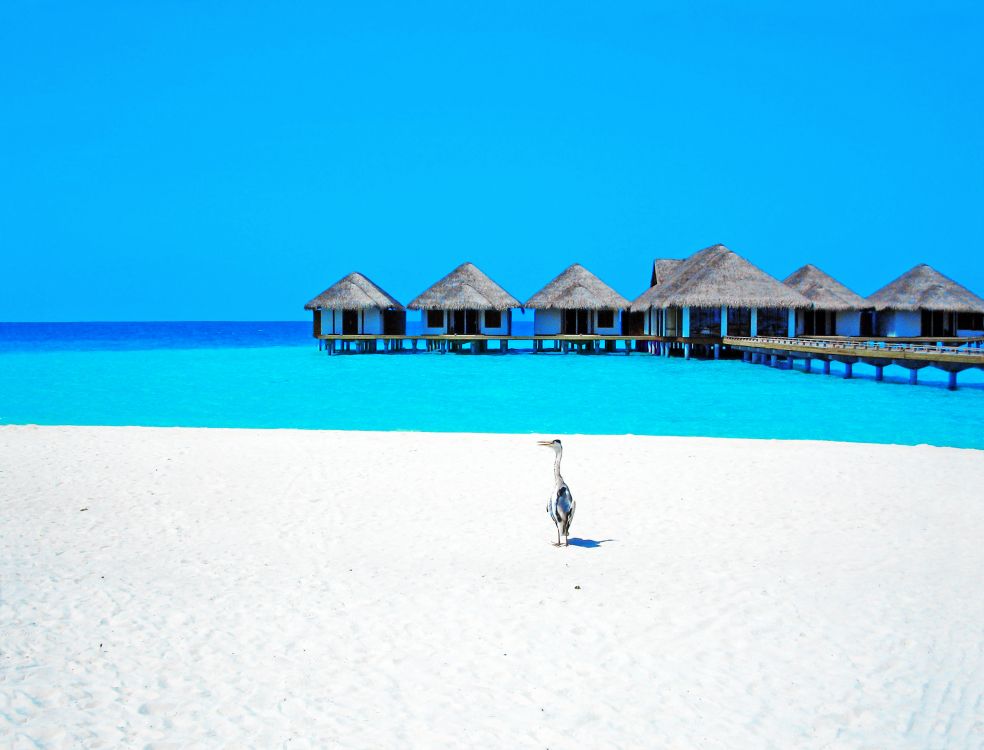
[556,486,573,517]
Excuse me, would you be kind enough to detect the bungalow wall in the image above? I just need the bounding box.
[418,309,511,334]
[532,309,621,334]
[478,310,510,335]
[835,311,861,336]
[533,309,562,334]
[593,310,621,335]
[420,310,447,334]
[317,308,384,335]
[877,310,921,337]
[795,309,859,336]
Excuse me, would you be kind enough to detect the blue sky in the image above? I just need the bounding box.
[2,1,982,321]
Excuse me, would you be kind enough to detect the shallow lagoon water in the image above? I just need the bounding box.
[1,322,981,449]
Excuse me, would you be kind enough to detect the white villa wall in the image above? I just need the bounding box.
[363,309,382,335]
[879,310,921,337]
[533,309,562,335]
[317,308,383,334]
[420,310,447,334]
[835,311,861,336]
[531,309,621,334]
[592,310,621,335]
[479,310,510,335]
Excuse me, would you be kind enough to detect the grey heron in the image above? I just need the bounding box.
[538,439,575,546]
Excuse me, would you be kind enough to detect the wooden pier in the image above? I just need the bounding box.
[725,335,984,390]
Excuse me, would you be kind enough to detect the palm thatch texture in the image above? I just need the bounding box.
[524,264,630,310]
[630,244,811,311]
[408,262,519,311]
[304,272,404,311]
[651,259,683,287]
[867,264,984,313]
[783,264,869,311]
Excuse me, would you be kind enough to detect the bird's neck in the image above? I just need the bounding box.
[553,451,563,485]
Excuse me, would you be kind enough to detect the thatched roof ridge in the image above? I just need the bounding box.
[630,244,811,311]
[524,264,630,309]
[408,262,519,311]
[867,264,984,313]
[304,272,404,311]
[651,259,683,287]
[783,264,869,311]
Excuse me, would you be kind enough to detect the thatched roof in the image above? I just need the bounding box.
[651,259,683,287]
[408,262,519,311]
[630,244,811,311]
[304,272,404,311]
[867,264,984,313]
[783,264,869,311]
[524,264,630,310]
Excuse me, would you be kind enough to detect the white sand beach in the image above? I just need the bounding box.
[2,425,983,749]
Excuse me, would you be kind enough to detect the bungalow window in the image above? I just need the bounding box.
[597,310,615,328]
[484,310,502,328]
[756,308,788,337]
[728,307,751,337]
[426,310,443,328]
[957,312,984,330]
[690,307,721,336]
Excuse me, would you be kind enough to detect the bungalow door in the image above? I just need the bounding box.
[465,310,478,334]
[342,309,359,334]
[860,310,874,337]
[563,309,588,334]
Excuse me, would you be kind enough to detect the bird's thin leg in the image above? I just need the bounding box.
[556,527,561,547]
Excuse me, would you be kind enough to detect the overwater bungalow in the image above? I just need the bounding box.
[783,264,872,337]
[868,264,984,337]
[304,272,406,336]
[409,262,519,335]
[630,244,811,341]
[525,264,630,337]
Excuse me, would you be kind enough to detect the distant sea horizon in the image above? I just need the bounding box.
[0,319,537,353]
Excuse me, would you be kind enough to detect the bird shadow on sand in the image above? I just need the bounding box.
[566,538,615,549]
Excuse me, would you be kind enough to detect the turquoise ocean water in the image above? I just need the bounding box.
[1,322,982,449]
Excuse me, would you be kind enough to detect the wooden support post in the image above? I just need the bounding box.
[909,369,918,385]
[823,360,831,375]
[843,362,853,379]
[713,344,720,360]
[874,365,884,381]
[804,358,811,372]
[770,354,778,367]
[947,371,957,390]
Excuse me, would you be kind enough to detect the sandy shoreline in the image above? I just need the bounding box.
[2,425,983,748]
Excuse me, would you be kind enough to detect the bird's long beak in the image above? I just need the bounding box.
[537,440,553,447]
